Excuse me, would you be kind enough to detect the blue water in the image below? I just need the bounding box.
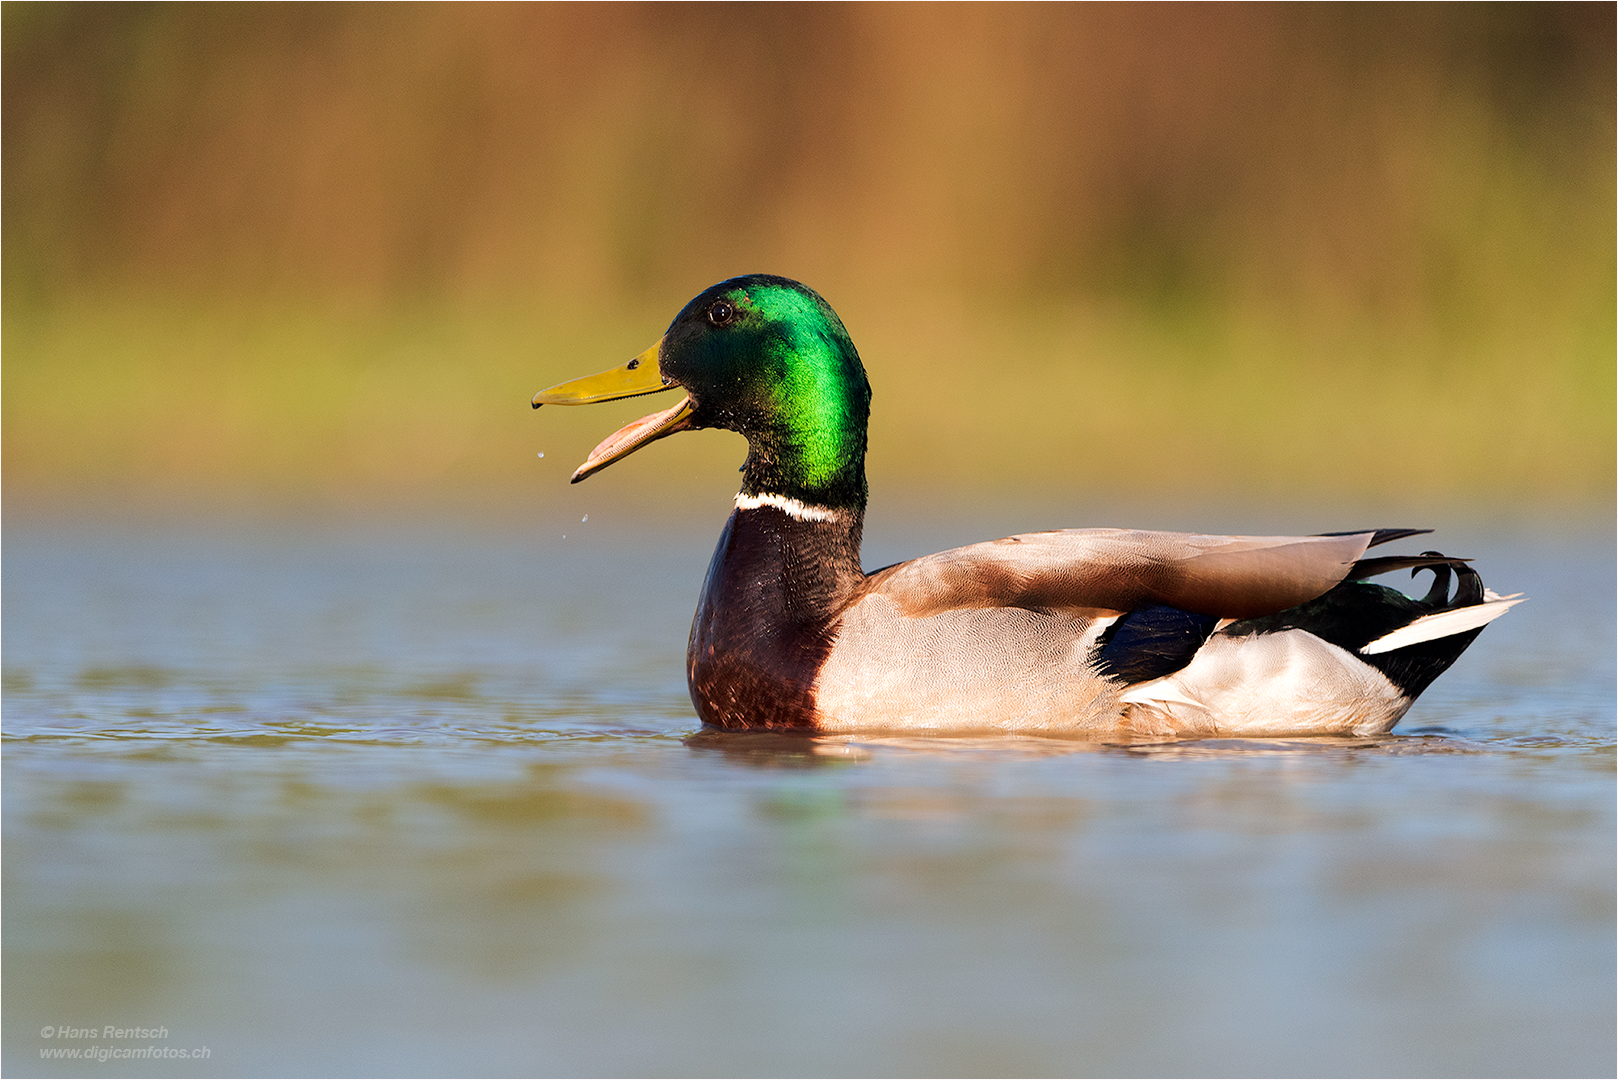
[4,505,1613,1077]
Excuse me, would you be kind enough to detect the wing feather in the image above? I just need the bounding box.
[863,528,1374,620]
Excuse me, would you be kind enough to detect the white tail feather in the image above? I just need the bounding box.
[1360,596,1525,655]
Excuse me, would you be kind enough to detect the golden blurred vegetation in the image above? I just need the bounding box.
[3,3,1613,507]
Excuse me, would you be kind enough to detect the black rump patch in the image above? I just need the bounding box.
[1224,554,1488,700]
[1093,605,1220,685]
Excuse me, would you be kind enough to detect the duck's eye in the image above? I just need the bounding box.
[706,300,736,326]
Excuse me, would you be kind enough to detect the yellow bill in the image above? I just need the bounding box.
[532,339,696,483]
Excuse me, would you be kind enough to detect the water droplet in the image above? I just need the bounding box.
[536,452,545,458]
[581,515,588,523]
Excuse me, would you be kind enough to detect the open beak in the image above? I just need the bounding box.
[532,340,696,483]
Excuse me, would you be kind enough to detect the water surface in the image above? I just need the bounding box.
[4,507,1613,1077]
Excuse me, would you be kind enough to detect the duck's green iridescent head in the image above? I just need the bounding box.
[533,275,871,509]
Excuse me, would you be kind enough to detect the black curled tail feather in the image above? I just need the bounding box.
[1345,553,1470,582]
[1419,550,1482,606]
[1356,552,1488,699]
[1418,559,1453,606]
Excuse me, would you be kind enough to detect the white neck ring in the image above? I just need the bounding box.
[734,492,841,523]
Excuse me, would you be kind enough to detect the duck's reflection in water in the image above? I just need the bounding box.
[683,727,1479,766]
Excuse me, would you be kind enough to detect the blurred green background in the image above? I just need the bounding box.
[4,3,1613,510]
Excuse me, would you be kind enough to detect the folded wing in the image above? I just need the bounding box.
[863,528,1376,620]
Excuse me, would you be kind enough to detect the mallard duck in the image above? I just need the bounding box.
[533,275,1521,737]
